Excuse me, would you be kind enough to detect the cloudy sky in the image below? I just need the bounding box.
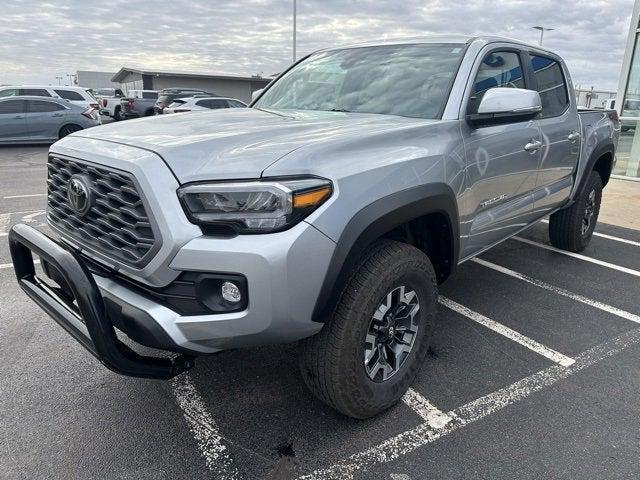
[0,0,634,90]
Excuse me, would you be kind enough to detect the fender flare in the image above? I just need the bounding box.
[573,141,615,200]
[312,183,459,322]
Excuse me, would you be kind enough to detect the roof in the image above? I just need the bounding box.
[111,67,272,84]
[318,34,552,54]
[0,84,88,91]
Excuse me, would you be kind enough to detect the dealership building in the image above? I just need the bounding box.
[110,67,271,104]
[617,0,640,179]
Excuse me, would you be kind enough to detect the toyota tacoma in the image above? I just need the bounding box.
[9,36,620,418]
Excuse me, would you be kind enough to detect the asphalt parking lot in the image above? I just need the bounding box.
[2,145,640,479]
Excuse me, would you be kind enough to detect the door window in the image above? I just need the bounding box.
[209,99,228,109]
[227,100,246,108]
[468,51,524,114]
[0,100,26,114]
[530,55,569,117]
[54,89,84,101]
[28,100,65,112]
[20,88,52,97]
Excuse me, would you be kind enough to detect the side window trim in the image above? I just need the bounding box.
[526,52,570,119]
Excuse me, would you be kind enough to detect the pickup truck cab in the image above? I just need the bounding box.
[97,88,126,120]
[9,36,620,419]
[120,90,159,119]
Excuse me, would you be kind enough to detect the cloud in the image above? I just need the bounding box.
[0,0,633,90]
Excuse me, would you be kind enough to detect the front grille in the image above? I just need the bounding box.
[47,156,158,267]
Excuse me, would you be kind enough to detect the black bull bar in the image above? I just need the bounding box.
[8,223,194,379]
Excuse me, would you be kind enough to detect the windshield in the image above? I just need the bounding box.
[255,43,465,119]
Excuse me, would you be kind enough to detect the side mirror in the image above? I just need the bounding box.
[468,87,542,126]
[251,88,264,102]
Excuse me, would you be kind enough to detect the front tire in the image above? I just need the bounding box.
[299,239,438,419]
[549,171,603,252]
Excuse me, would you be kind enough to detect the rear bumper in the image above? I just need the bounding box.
[8,224,194,380]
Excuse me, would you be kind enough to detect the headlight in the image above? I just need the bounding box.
[178,177,333,233]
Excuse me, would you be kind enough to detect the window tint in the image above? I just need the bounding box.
[54,89,84,101]
[0,100,26,114]
[469,51,524,113]
[210,99,228,109]
[0,88,19,97]
[530,55,569,117]
[28,100,64,112]
[20,88,51,97]
[195,99,210,107]
[227,100,246,108]
[142,91,157,99]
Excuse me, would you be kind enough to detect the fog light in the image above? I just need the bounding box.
[221,281,242,303]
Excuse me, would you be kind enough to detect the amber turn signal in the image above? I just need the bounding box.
[293,186,332,208]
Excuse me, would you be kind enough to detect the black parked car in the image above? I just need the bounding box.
[154,88,214,114]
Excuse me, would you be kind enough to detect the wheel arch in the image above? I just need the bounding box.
[58,123,83,139]
[574,142,615,198]
[312,183,459,322]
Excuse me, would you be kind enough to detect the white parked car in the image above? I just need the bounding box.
[164,96,246,113]
[0,85,98,110]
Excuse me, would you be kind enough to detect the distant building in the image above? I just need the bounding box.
[574,87,617,109]
[76,71,119,89]
[110,67,272,103]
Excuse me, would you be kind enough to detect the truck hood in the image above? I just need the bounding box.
[71,108,428,183]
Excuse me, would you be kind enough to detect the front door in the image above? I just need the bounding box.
[459,49,541,259]
[0,99,28,141]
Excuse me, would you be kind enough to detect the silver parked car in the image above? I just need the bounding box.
[0,96,100,144]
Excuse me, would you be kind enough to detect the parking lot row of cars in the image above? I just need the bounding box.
[0,83,248,144]
[95,86,247,121]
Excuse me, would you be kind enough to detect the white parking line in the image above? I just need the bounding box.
[3,193,46,199]
[440,297,575,367]
[472,258,640,324]
[513,236,640,278]
[170,374,239,479]
[299,326,640,480]
[402,388,452,429]
[540,219,640,247]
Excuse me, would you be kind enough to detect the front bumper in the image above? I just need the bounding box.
[8,224,194,380]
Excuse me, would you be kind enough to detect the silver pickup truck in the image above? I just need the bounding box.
[9,35,620,419]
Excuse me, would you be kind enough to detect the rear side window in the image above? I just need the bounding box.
[210,99,228,109]
[468,51,524,114]
[54,89,84,101]
[0,100,26,114]
[195,99,210,107]
[530,55,569,117]
[142,92,157,99]
[28,100,65,112]
[20,88,51,97]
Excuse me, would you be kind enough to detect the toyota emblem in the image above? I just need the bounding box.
[67,175,93,216]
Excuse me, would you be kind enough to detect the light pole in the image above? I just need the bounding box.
[55,76,62,85]
[532,26,554,46]
[292,0,297,62]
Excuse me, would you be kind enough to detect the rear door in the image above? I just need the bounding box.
[0,99,28,141]
[460,48,542,259]
[528,54,580,214]
[26,99,67,140]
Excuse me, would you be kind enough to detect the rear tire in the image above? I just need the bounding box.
[58,124,82,139]
[299,239,438,419]
[549,171,603,252]
[113,106,122,121]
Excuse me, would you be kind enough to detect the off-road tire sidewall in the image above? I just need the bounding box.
[299,240,438,419]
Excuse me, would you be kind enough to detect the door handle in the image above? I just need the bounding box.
[567,132,580,143]
[13,115,24,119]
[52,113,63,117]
[524,140,542,153]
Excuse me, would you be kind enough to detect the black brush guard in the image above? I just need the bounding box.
[8,224,194,379]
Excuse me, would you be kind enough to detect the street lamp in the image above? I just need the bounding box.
[532,26,554,46]
[55,76,62,85]
[292,0,297,62]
